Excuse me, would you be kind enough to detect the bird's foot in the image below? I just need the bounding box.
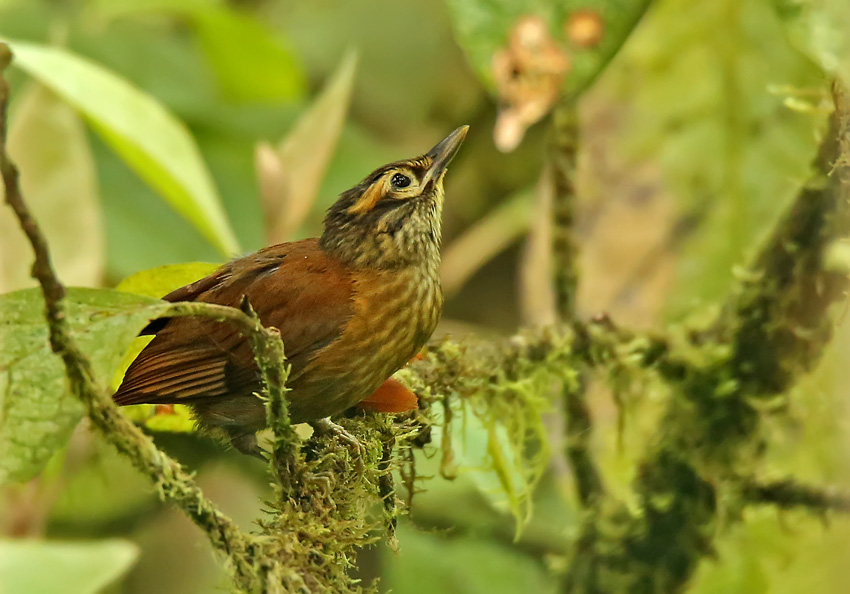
[302,471,335,498]
[309,418,365,469]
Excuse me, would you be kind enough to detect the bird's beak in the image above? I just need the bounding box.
[424,125,469,183]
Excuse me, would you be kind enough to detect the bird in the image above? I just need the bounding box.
[113,126,469,457]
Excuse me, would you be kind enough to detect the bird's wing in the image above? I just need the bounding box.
[113,239,355,405]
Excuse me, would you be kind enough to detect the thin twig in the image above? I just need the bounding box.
[563,376,604,507]
[550,99,581,321]
[742,478,850,514]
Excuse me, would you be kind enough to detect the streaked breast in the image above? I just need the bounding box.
[306,265,442,412]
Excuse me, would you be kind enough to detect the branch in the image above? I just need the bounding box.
[239,297,297,495]
[715,87,850,395]
[147,299,298,494]
[0,44,290,592]
[742,478,850,514]
[549,98,606,508]
[550,100,581,321]
[561,89,850,593]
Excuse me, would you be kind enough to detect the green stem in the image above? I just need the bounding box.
[550,99,581,321]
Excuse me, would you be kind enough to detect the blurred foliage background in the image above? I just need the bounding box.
[0,0,848,592]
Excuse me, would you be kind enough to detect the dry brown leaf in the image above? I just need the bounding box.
[491,15,570,152]
[258,51,357,243]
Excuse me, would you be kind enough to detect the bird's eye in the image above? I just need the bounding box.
[391,173,411,188]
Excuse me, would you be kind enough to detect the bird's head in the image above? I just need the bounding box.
[320,126,468,270]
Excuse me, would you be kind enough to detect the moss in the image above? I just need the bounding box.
[401,328,576,533]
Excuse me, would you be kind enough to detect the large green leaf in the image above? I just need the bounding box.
[410,386,551,535]
[446,0,651,96]
[0,84,104,293]
[772,0,850,81]
[0,539,139,594]
[193,7,304,103]
[0,288,169,484]
[90,0,305,103]
[115,261,220,298]
[3,40,240,256]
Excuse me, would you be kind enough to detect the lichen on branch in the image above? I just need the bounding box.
[560,88,850,593]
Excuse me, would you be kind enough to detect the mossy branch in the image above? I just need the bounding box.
[238,297,298,496]
[549,97,606,511]
[550,99,581,321]
[716,88,850,395]
[561,88,850,593]
[143,298,298,494]
[742,478,850,513]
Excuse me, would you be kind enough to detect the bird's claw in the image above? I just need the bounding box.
[310,418,365,469]
[302,471,335,497]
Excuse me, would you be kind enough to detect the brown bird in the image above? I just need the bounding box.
[113,126,468,457]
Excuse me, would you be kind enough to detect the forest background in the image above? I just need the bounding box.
[1,0,849,592]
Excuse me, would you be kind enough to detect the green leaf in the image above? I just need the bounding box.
[446,0,650,150]
[0,84,104,293]
[90,0,305,103]
[446,0,651,96]
[48,440,157,527]
[385,523,555,594]
[115,261,220,298]
[0,288,170,484]
[109,262,216,434]
[193,7,305,103]
[772,0,850,81]
[3,39,240,256]
[422,397,547,535]
[0,539,139,594]
[258,51,357,242]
